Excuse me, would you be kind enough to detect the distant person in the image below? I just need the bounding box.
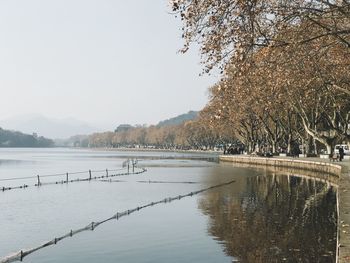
[236,147,240,154]
[291,143,300,158]
[331,152,339,162]
[339,146,345,161]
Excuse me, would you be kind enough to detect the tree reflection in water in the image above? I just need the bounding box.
[199,168,337,263]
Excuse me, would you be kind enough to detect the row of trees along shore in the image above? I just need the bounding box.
[88,119,233,150]
[168,0,350,155]
[0,128,54,147]
[88,1,350,155]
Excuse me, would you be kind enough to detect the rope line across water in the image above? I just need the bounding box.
[137,180,199,184]
[1,168,147,192]
[0,168,127,182]
[99,180,200,184]
[0,180,235,263]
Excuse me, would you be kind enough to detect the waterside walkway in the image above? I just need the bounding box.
[219,155,350,263]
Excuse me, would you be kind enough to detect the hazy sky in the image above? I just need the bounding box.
[0,0,216,128]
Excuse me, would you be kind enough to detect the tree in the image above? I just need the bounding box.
[171,0,350,72]
[0,127,54,147]
[201,33,350,154]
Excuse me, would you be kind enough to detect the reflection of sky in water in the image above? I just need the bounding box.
[0,148,232,263]
[0,148,218,184]
[0,159,35,166]
[139,158,214,168]
[0,149,337,263]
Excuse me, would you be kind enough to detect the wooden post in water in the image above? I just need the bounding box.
[106,169,108,177]
[127,162,130,174]
[89,170,92,180]
[37,175,40,186]
[66,173,69,183]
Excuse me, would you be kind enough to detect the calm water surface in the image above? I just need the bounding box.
[0,148,337,262]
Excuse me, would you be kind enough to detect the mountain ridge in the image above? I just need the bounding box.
[156,111,199,127]
[0,115,100,139]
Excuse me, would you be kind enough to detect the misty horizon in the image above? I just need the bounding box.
[0,0,216,128]
[0,110,199,139]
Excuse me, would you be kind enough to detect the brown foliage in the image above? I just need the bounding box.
[87,120,232,150]
[171,0,350,71]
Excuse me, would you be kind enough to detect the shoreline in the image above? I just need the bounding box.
[82,147,222,155]
[220,155,342,176]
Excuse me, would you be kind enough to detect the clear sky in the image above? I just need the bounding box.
[0,0,216,128]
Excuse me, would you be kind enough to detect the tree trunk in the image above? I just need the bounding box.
[313,137,318,154]
[287,134,292,154]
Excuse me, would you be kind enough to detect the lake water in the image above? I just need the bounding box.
[0,148,337,263]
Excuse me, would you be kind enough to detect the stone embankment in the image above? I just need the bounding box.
[220,155,341,176]
[219,155,350,263]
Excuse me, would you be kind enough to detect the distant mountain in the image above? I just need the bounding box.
[0,115,100,139]
[114,124,134,133]
[0,127,53,147]
[157,111,199,127]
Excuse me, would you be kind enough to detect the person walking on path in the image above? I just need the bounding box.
[339,146,345,161]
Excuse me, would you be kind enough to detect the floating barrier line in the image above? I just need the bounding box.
[0,180,235,263]
[99,180,199,184]
[1,168,147,192]
[39,168,126,177]
[136,180,199,184]
[0,176,41,182]
[100,179,126,183]
[0,168,127,182]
